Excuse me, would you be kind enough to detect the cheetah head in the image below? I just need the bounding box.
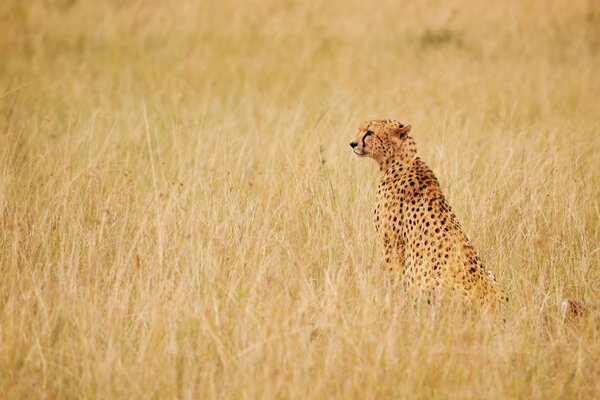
[349,120,413,165]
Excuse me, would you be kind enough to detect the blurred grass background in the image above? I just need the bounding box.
[1,0,600,398]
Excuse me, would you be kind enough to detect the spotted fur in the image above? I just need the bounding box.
[350,120,507,308]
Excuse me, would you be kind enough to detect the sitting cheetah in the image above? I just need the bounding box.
[349,119,507,309]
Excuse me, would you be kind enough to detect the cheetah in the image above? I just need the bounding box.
[349,119,507,309]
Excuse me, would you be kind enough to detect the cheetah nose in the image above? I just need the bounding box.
[349,142,358,148]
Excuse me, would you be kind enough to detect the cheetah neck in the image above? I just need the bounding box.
[378,136,418,173]
[380,149,418,174]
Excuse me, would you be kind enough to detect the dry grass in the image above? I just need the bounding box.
[1,0,600,398]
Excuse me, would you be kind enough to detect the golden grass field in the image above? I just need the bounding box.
[1,0,600,398]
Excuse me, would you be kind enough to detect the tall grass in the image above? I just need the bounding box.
[1,0,599,398]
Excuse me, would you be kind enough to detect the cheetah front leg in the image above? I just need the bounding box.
[379,232,406,286]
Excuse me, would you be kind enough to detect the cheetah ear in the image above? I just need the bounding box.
[394,124,412,137]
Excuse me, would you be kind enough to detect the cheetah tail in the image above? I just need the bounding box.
[561,298,600,320]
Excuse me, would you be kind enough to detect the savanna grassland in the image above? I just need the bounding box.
[1,0,600,398]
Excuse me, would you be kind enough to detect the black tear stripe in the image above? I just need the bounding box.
[362,130,373,147]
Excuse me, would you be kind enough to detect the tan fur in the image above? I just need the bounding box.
[350,120,507,309]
